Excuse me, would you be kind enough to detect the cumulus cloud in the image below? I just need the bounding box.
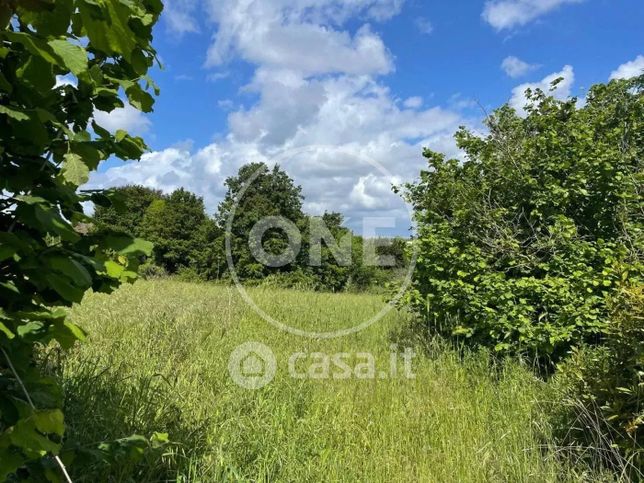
[93,104,152,136]
[163,0,200,35]
[89,73,465,227]
[203,0,402,76]
[609,55,644,80]
[90,0,473,232]
[403,96,423,109]
[483,0,583,30]
[207,22,393,76]
[501,56,539,78]
[509,65,574,114]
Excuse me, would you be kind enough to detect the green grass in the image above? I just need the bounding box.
[59,280,603,482]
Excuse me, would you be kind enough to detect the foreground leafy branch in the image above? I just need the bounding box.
[0,0,162,478]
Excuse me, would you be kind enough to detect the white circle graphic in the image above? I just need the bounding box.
[225,144,418,339]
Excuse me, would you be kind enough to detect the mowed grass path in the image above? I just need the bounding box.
[62,280,595,482]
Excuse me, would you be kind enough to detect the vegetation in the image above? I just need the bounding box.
[552,286,643,471]
[95,163,407,291]
[1,0,641,478]
[0,0,161,479]
[57,280,613,481]
[401,76,643,473]
[402,76,642,362]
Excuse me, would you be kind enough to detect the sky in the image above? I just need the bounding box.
[88,0,644,235]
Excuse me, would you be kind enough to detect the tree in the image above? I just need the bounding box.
[217,162,305,279]
[402,76,643,363]
[0,0,161,479]
[141,188,213,273]
[94,185,163,236]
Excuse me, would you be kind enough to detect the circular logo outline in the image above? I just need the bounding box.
[224,144,418,339]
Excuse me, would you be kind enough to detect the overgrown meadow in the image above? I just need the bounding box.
[58,280,611,482]
[1,1,641,480]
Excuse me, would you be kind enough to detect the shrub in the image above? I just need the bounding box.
[402,76,643,363]
[553,286,643,474]
[139,262,168,280]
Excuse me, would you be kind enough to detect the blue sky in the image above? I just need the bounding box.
[89,0,643,235]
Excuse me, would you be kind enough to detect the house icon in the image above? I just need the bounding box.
[240,351,266,377]
[229,341,277,389]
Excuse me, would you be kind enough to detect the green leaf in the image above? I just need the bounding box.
[17,321,45,338]
[18,0,73,36]
[9,409,64,456]
[43,272,85,303]
[61,152,89,186]
[3,31,61,66]
[0,244,16,262]
[15,202,80,242]
[78,0,136,61]
[0,105,30,121]
[48,38,88,76]
[104,260,125,278]
[0,321,14,339]
[103,235,153,256]
[46,255,92,288]
[126,83,154,112]
[48,320,86,349]
[16,54,55,93]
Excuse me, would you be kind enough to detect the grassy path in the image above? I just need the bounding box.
[62,280,597,481]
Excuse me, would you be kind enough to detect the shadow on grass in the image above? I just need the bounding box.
[57,353,211,482]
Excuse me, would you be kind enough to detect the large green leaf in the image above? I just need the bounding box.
[0,105,30,121]
[78,0,136,61]
[126,83,154,112]
[48,38,88,76]
[3,31,61,66]
[61,152,90,186]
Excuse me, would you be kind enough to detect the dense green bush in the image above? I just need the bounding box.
[553,286,643,473]
[402,76,643,363]
[94,185,163,237]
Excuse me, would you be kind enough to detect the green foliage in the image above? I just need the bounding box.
[94,185,163,236]
[141,188,217,274]
[216,162,306,280]
[0,0,161,478]
[216,163,387,290]
[403,76,643,362]
[553,286,643,473]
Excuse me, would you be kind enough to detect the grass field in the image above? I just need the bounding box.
[59,280,606,482]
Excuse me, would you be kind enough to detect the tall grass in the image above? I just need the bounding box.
[59,280,607,481]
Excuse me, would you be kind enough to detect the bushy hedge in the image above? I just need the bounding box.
[402,76,643,363]
[553,286,643,473]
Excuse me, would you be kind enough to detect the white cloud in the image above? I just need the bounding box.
[610,55,644,80]
[415,17,433,35]
[207,22,393,76]
[501,56,539,78]
[509,65,574,114]
[89,0,475,232]
[483,0,583,30]
[403,96,423,109]
[204,0,398,76]
[164,0,199,35]
[88,73,466,228]
[93,104,152,136]
[89,145,225,211]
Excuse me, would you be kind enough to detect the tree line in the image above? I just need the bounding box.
[93,162,409,291]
